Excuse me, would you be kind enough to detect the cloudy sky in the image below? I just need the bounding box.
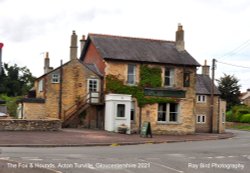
[0,0,250,91]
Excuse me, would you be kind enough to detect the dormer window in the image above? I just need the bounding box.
[51,73,60,83]
[164,67,174,87]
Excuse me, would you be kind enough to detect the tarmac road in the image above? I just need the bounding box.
[0,129,249,173]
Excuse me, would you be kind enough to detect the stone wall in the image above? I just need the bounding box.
[23,102,46,119]
[226,122,250,128]
[0,119,61,131]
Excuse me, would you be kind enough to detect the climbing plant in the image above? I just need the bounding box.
[106,75,175,107]
[139,65,162,88]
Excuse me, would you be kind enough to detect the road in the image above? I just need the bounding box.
[0,129,249,173]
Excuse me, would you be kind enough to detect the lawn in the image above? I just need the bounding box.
[231,125,250,131]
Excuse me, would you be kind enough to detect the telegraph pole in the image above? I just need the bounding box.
[0,43,4,75]
[210,58,216,133]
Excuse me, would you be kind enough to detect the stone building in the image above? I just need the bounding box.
[80,24,201,134]
[20,31,104,129]
[240,89,250,106]
[195,61,226,133]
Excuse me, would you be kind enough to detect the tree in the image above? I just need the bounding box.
[0,63,35,96]
[217,74,241,110]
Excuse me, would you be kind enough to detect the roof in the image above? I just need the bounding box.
[81,34,200,66]
[196,74,220,95]
[36,60,102,80]
[19,98,45,103]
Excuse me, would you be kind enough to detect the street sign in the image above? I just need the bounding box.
[140,121,152,138]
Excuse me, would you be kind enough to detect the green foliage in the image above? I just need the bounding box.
[140,65,162,88]
[106,75,175,107]
[0,63,35,97]
[231,105,250,122]
[240,114,250,123]
[0,94,21,117]
[217,74,241,110]
[226,110,234,122]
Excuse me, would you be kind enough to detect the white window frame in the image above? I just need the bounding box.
[117,104,125,118]
[87,79,99,92]
[157,103,179,123]
[38,79,43,92]
[127,64,136,85]
[197,114,206,123]
[164,67,175,87]
[197,95,206,103]
[222,111,225,123]
[51,73,60,83]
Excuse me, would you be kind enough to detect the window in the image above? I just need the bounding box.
[88,79,98,92]
[131,102,135,121]
[51,74,60,83]
[197,95,206,103]
[117,104,125,118]
[183,72,190,87]
[164,67,174,86]
[157,103,179,123]
[127,64,136,85]
[197,114,206,123]
[222,110,225,123]
[38,79,43,92]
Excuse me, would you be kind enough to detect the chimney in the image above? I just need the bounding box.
[175,23,185,51]
[44,52,53,74]
[202,60,210,76]
[80,35,86,53]
[0,43,3,75]
[70,30,78,60]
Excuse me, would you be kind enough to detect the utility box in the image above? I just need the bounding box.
[105,94,132,134]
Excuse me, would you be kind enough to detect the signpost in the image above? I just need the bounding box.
[140,121,152,138]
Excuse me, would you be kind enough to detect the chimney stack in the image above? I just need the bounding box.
[202,60,210,76]
[70,30,78,60]
[175,23,185,51]
[80,35,86,53]
[0,43,3,75]
[44,52,53,74]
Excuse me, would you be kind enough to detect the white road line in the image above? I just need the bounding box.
[228,156,237,158]
[215,156,225,159]
[205,157,213,159]
[139,159,184,173]
[0,157,10,160]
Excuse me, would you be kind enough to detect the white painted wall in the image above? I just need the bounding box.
[105,94,132,134]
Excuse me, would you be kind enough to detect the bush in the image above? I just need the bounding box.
[231,105,250,122]
[0,94,20,118]
[226,110,234,122]
[240,114,250,123]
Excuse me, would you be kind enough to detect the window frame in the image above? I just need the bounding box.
[197,95,206,103]
[117,104,125,118]
[51,73,60,83]
[183,72,190,87]
[130,101,136,122]
[127,64,136,85]
[38,79,43,92]
[164,67,175,87]
[87,79,99,92]
[157,103,179,123]
[197,114,206,124]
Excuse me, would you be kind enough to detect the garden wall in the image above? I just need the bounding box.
[226,122,250,128]
[0,119,61,131]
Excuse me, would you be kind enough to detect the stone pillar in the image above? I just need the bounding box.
[175,23,185,51]
[70,30,78,60]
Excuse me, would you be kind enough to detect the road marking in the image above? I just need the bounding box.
[205,157,213,159]
[188,157,196,159]
[0,157,10,160]
[215,156,225,159]
[228,156,237,158]
[139,159,184,173]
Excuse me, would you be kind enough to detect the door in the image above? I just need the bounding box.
[87,79,100,103]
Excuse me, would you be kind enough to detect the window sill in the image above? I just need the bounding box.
[197,122,206,124]
[157,122,181,125]
[115,117,127,120]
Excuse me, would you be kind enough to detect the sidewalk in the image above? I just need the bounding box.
[0,129,234,147]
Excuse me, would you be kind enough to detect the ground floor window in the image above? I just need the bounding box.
[117,104,125,118]
[157,103,179,123]
[197,114,206,123]
[130,102,135,121]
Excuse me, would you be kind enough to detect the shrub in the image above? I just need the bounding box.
[240,114,250,123]
[231,105,250,122]
[226,110,234,122]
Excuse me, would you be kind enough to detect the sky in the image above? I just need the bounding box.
[0,0,250,91]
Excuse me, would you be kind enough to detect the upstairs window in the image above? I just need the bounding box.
[51,74,60,83]
[183,72,190,87]
[127,64,136,85]
[197,95,206,103]
[164,67,174,87]
[88,79,99,92]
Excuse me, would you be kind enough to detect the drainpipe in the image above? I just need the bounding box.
[58,60,63,119]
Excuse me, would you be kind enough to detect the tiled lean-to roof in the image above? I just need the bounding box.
[196,74,220,95]
[81,34,200,66]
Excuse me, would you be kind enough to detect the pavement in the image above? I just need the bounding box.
[0,128,235,147]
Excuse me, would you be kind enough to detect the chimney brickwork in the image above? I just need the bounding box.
[70,31,78,60]
[175,24,185,52]
[202,60,210,76]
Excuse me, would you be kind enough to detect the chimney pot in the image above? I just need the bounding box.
[70,30,78,60]
[80,35,86,53]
